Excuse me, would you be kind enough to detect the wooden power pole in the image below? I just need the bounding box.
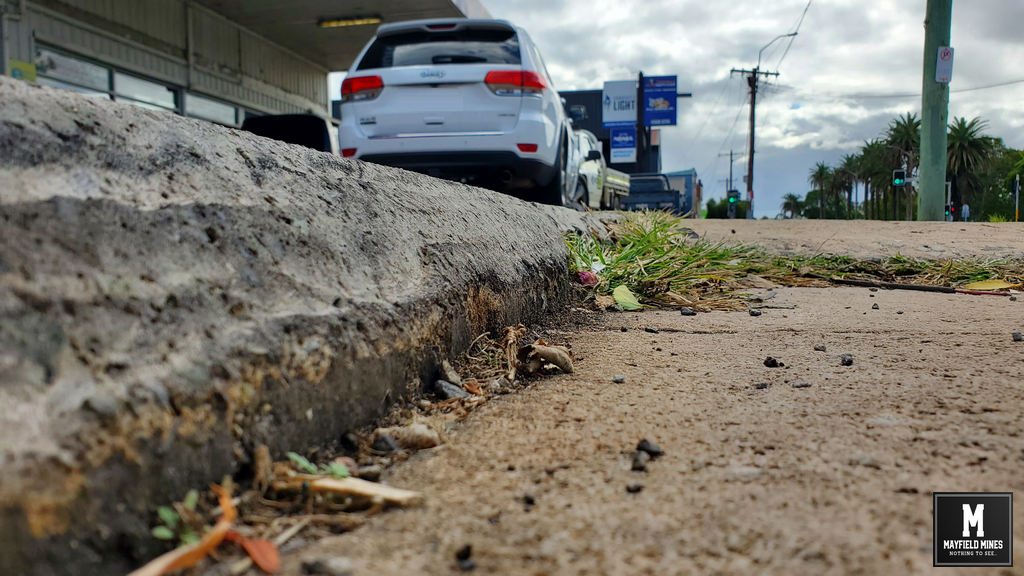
[918,0,953,221]
[731,67,779,218]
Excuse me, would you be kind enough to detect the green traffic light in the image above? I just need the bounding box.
[729,197,737,203]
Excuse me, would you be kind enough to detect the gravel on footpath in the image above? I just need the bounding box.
[278,287,1024,575]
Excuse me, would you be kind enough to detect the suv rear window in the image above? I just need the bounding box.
[357,28,521,70]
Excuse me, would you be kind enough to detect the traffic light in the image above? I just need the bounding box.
[944,204,950,217]
[726,190,740,219]
[892,169,906,187]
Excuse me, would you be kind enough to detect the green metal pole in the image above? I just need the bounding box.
[918,0,952,221]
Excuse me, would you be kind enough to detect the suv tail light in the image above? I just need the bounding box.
[341,76,384,102]
[485,71,546,96]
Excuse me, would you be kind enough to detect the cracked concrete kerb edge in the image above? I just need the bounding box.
[0,76,602,575]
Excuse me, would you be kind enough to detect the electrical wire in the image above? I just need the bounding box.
[773,0,813,72]
[775,76,1024,100]
[679,77,734,159]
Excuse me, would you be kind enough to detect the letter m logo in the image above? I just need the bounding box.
[963,504,984,537]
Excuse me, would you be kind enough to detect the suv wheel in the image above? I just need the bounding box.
[536,137,567,206]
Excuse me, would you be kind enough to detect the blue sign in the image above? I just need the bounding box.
[643,75,677,127]
[609,127,637,163]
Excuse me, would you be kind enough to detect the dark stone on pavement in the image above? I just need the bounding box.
[764,356,780,368]
[749,309,762,317]
[869,288,878,292]
[613,375,626,383]
[632,450,651,471]
[435,380,470,400]
[792,382,812,389]
[754,382,770,390]
[456,545,472,561]
[301,557,355,576]
[872,304,880,310]
[814,344,826,352]
[645,327,660,334]
[458,559,476,572]
[637,439,664,458]
[626,483,644,493]
[897,311,904,315]
[680,307,697,316]
[621,327,628,332]
[1013,331,1023,342]
[840,354,854,366]
[370,434,400,453]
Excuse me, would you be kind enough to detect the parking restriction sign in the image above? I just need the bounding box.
[936,46,954,83]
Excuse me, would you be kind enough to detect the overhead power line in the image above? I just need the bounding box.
[774,0,812,72]
[776,76,1024,100]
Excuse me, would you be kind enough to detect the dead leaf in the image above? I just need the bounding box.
[463,381,482,395]
[225,532,280,573]
[963,279,1021,291]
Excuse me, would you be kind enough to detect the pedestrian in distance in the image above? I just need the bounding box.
[962,203,970,222]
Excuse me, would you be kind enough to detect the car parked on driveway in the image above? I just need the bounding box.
[338,18,579,207]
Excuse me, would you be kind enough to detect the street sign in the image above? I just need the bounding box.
[642,75,677,126]
[609,127,637,163]
[602,80,636,128]
[935,46,954,83]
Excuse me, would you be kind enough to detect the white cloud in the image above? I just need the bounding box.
[485,0,1024,216]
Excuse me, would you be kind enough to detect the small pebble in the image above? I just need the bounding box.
[792,382,812,389]
[456,545,473,561]
[645,327,660,334]
[840,354,854,366]
[749,309,762,317]
[813,344,826,352]
[632,450,651,471]
[458,559,476,572]
[680,307,697,316]
[1010,296,1017,302]
[869,288,878,292]
[370,434,399,453]
[523,493,535,511]
[620,327,628,332]
[763,356,779,368]
[753,382,770,390]
[1013,331,1023,342]
[435,380,470,400]
[872,303,879,310]
[897,310,904,315]
[626,483,644,493]
[613,375,626,384]
[301,557,355,576]
[637,439,664,458]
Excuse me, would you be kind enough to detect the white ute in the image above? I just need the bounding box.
[338,19,579,206]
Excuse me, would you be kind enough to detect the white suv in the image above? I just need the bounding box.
[338,19,579,207]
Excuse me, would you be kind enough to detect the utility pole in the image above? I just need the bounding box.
[1015,174,1020,222]
[918,0,953,221]
[719,150,735,192]
[731,67,780,219]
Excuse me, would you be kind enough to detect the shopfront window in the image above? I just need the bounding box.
[35,48,110,93]
[185,93,237,125]
[114,72,176,111]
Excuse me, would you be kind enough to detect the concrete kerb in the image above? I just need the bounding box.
[0,76,602,575]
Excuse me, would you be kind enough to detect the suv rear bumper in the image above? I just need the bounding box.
[360,151,558,189]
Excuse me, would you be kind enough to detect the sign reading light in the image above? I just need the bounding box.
[319,16,381,28]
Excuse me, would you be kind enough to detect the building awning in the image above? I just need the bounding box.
[193,0,491,71]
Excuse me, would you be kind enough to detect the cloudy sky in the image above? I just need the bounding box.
[333,0,1024,217]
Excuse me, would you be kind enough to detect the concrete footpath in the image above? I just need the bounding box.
[0,77,597,575]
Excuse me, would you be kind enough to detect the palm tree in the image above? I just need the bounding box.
[809,162,832,219]
[836,154,859,218]
[860,139,888,220]
[885,113,920,220]
[781,193,803,219]
[947,117,996,211]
